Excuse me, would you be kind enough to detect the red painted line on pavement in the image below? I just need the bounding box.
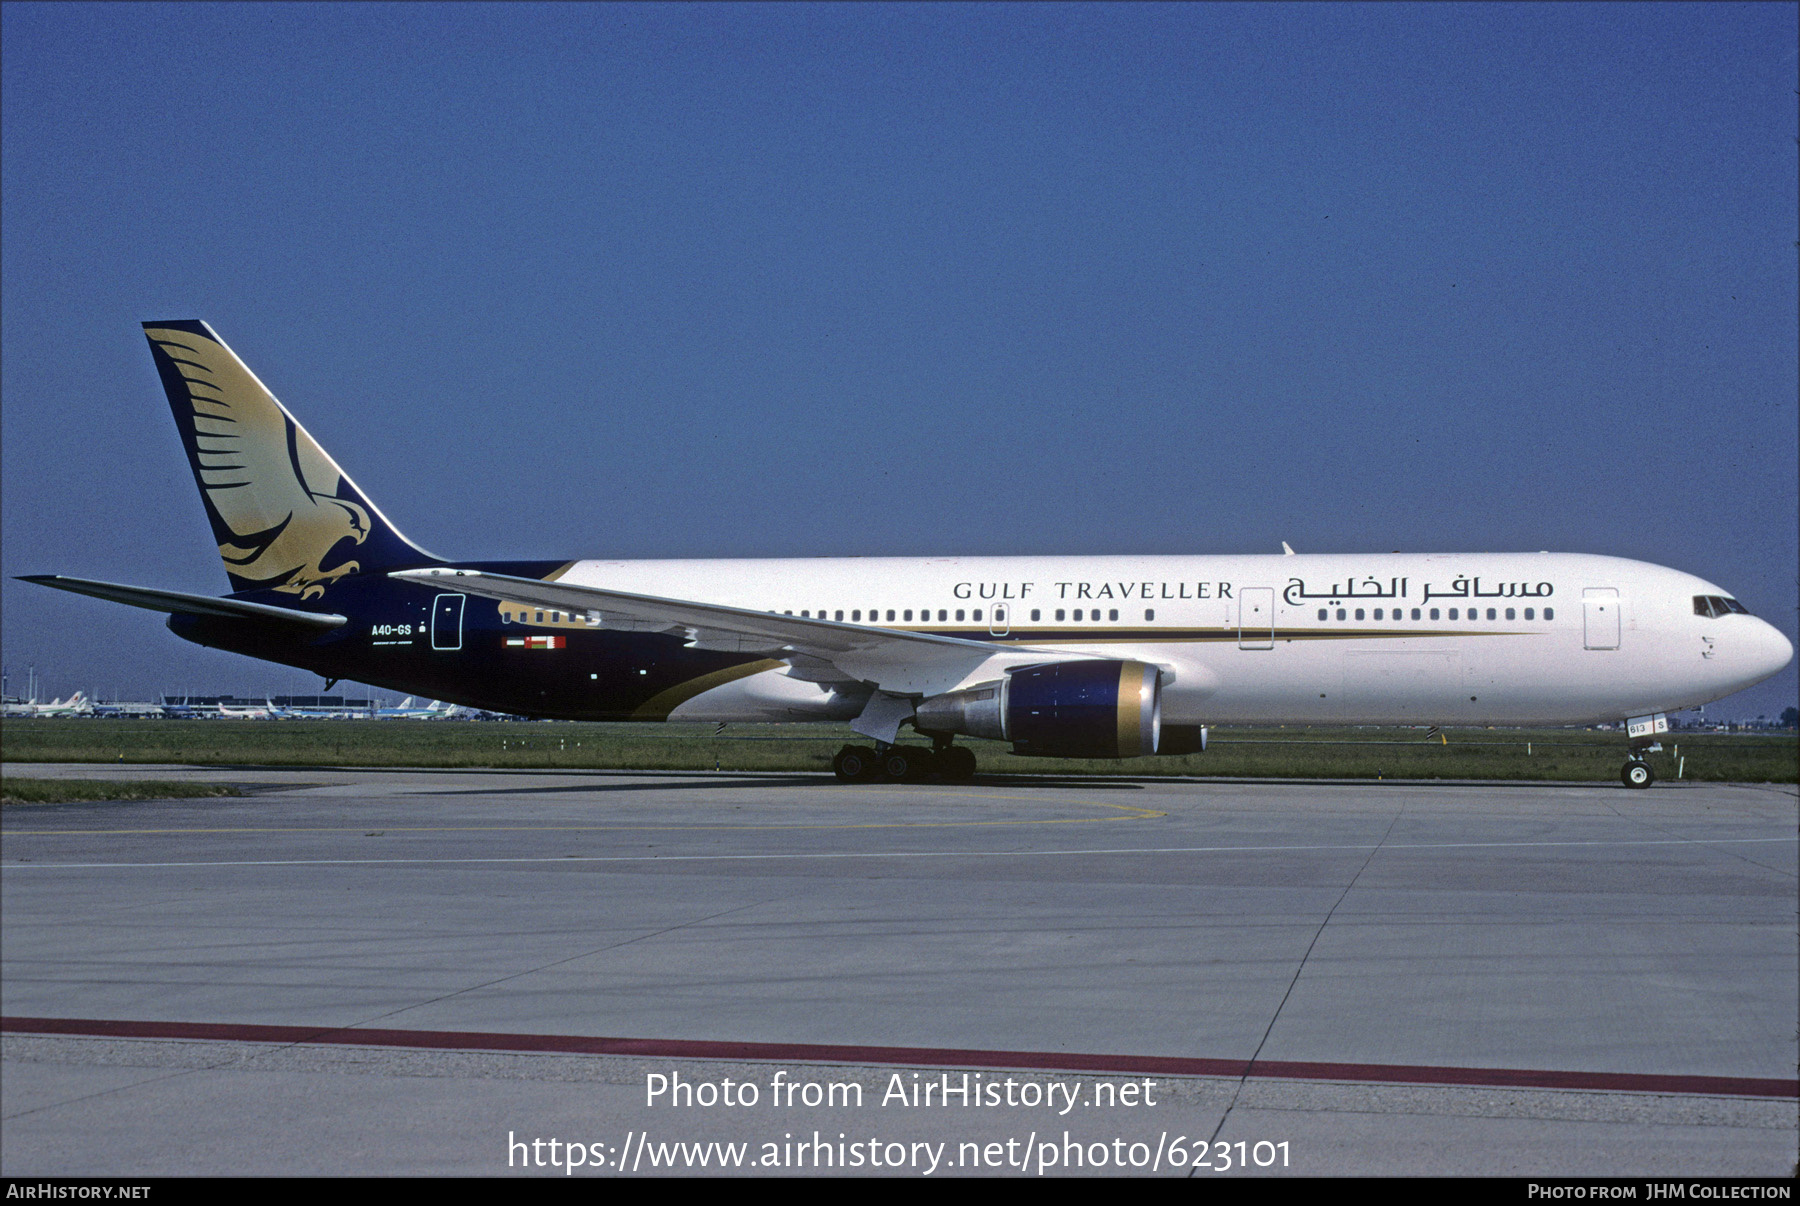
[4,1015,1793,1099]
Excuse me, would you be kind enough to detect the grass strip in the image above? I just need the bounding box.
[3,719,1793,782]
[1,777,243,806]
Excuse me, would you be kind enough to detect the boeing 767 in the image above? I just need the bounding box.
[23,322,1793,786]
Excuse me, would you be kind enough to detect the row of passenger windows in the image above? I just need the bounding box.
[1317,606,1553,622]
[507,605,1561,628]
[502,610,579,624]
[502,606,1164,626]
[783,608,1157,623]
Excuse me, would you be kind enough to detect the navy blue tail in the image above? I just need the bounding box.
[143,320,442,600]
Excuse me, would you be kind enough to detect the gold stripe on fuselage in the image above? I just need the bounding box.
[631,659,786,720]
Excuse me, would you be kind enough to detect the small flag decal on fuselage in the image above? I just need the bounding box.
[505,636,565,649]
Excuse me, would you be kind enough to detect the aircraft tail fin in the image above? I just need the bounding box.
[142,321,442,600]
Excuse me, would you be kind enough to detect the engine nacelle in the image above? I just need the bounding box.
[913,659,1162,759]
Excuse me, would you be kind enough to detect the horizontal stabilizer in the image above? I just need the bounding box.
[19,575,347,629]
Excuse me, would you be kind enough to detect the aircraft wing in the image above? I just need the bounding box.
[389,567,1070,695]
[20,575,347,629]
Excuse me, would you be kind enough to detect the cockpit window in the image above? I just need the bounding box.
[1694,595,1751,618]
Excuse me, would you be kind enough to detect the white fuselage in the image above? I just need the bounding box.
[543,551,1791,727]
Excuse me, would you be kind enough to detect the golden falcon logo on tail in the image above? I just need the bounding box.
[144,322,428,598]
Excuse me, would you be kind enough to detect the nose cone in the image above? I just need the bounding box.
[1744,618,1795,688]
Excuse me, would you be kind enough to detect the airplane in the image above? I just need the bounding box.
[90,700,169,719]
[0,691,92,718]
[20,321,1794,787]
[215,699,277,721]
[268,701,365,720]
[374,698,463,720]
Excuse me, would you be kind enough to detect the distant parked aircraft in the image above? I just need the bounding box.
[374,697,460,719]
[2,692,93,718]
[215,699,276,720]
[90,700,169,719]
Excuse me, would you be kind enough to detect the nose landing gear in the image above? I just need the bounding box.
[1620,712,1669,789]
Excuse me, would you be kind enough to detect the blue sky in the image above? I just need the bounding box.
[3,2,1795,718]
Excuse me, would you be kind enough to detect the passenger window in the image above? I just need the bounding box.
[1072,610,1082,622]
[852,610,860,622]
[1109,609,1118,621]
[972,609,981,622]
[1429,608,1439,620]
[903,610,912,622]
[1031,609,1041,621]
[1092,610,1101,621]
[535,611,544,623]
[886,610,895,622]
[1448,608,1458,620]
[1318,609,1328,621]
[1055,609,1065,621]
[1505,608,1515,620]
[1145,609,1155,621]
[1373,608,1383,621]
[1544,608,1554,620]
[956,609,965,622]
[1336,608,1346,620]
[1411,608,1421,620]
[1355,608,1365,621]
[1487,608,1497,620]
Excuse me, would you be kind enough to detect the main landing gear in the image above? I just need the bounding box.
[833,741,977,783]
[1621,759,1655,789]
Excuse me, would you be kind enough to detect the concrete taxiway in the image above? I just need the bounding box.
[3,764,1795,1176]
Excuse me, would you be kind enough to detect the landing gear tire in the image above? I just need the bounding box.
[879,747,934,782]
[1621,759,1655,789]
[833,745,877,782]
[938,746,977,782]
